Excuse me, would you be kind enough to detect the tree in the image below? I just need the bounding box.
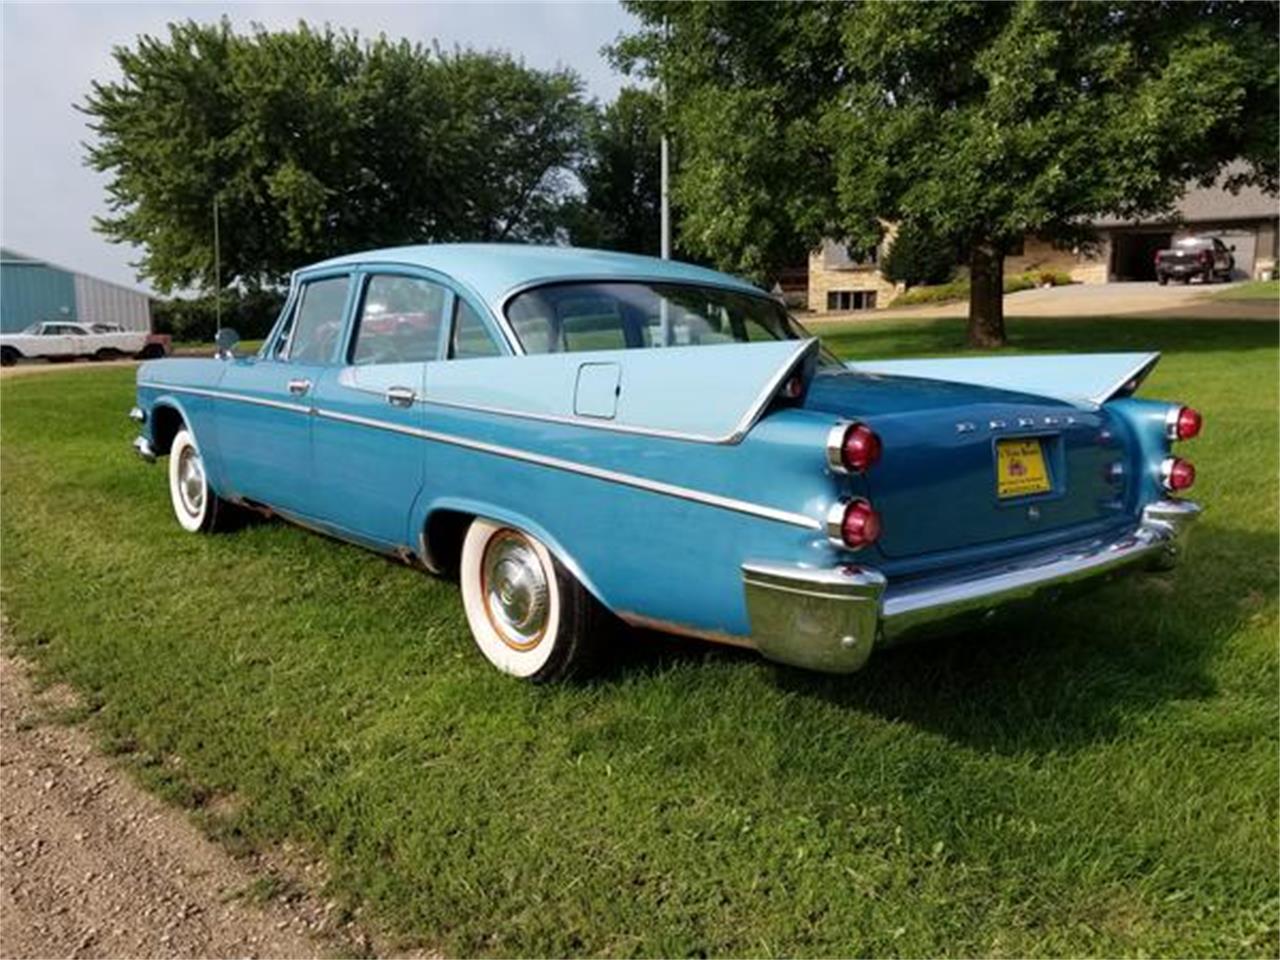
[567,87,663,254]
[82,19,591,293]
[614,1,1278,346]
[880,222,957,288]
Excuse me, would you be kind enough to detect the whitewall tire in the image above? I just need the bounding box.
[167,427,232,533]
[459,519,607,682]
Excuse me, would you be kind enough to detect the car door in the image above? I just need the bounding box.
[309,270,451,549]
[215,272,353,517]
[42,323,74,357]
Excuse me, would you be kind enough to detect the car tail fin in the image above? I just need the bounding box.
[846,353,1160,406]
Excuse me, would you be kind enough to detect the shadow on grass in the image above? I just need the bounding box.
[602,520,1275,756]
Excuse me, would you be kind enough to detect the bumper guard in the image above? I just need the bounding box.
[743,499,1200,673]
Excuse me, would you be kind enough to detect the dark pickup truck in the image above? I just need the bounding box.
[1155,236,1235,284]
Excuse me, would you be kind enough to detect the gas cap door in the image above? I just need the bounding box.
[573,362,621,419]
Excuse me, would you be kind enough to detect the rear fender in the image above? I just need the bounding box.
[1103,397,1179,504]
[416,495,609,609]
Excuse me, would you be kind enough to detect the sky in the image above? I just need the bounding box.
[0,1,637,293]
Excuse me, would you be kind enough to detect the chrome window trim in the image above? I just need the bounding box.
[498,276,814,361]
[136,381,821,530]
[296,259,521,356]
[347,271,454,366]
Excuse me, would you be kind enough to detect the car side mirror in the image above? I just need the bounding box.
[1230,245,1236,252]
[214,327,241,360]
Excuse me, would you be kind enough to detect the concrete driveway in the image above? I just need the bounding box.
[812,280,1278,323]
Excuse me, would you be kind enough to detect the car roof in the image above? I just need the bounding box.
[300,243,764,310]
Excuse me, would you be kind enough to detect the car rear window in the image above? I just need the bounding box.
[505,281,814,356]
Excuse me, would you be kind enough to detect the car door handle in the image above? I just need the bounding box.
[287,378,312,396]
[386,386,417,408]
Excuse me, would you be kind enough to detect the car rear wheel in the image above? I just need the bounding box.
[1157,274,1168,286]
[459,518,606,682]
[168,427,234,533]
[93,348,124,361]
[0,347,18,366]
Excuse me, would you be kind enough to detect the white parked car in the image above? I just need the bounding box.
[0,321,169,366]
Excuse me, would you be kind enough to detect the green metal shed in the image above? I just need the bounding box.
[0,248,151,333]
[0,249,76,332]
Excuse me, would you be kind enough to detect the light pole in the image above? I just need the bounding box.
[659,17,671,261]
[213,195,221,337]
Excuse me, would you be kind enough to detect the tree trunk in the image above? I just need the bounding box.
[967,241,1007,348]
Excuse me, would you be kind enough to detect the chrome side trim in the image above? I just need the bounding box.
[418,393,739,444]
[137,381,821,530]
[726,338,818,442]
[128,406,146,423]
[313,406,821,530]
[138,382,311,415]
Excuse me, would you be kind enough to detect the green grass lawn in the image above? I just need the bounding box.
[1211,279,1280,302]
[2,316,1276,957]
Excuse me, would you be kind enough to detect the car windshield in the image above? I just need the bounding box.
[91,323,122,332]
[506,281,836,363]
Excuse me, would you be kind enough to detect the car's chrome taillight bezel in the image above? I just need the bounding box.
[825,421,882,474]
[826,497,882,550]
[1160,456,1196,492]
[1165,405,1203,441]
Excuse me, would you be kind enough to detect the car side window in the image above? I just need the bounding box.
[278,276,349,364]
[350,275,447,366]
[450,298,501,359]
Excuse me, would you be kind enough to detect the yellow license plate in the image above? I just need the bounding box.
[996,438,1051,498]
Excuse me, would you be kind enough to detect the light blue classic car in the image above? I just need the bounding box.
[131,245,1202,681]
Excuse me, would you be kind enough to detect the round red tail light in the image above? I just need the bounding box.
[1171,405,1202,440]
[827,422,882,474]
[1161,457,1196,491]
[827,498,881,549]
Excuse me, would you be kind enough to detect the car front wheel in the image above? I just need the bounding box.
[459,518,607,682]
[168,427,234,533]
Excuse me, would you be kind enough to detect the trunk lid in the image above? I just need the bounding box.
[805,368,1125,560]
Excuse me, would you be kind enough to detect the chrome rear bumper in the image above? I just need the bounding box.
[743,499,1200,674]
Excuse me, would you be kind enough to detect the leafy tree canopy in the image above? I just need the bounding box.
[881,222,958,288]
[614,0,1278,345]
[566,87,663,255]
[83,19,591,292]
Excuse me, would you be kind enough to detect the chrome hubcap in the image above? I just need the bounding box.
[482,530,549,650]
[177,446,205,516]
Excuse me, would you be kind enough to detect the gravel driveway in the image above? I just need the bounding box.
[0,652,352,959]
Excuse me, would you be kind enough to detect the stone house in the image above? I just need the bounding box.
[806,178,1278,314]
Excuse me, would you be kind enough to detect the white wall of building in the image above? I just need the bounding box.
[73,273,151,331]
